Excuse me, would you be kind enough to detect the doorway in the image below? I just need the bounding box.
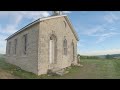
[49,34,57,69]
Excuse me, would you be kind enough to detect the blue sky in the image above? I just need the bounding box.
[0,11,120,55]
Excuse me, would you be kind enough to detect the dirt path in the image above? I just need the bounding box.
[70,63,98,79]
[106,61,117,78]
[59,60,119,79]
[0,69,20,79]
[69,61,116,79]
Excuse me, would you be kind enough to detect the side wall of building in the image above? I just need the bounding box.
[5,23,39,75]
[38,17,77,75]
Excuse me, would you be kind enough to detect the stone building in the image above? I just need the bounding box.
[5,11,79,75]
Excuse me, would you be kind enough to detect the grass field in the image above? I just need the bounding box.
[1,56,120,79]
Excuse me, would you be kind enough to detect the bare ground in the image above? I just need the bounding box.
[0,69,20,79]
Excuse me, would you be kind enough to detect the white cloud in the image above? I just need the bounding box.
[95,32,119,43]
[104,12,119,23]
[62,11,71,14]
[0,11,50,34]
[0,48,6,54]
[20,11,50,20]
[0,24,18,35]
[81,21,120,44]
[81,23,111,37]
[0,34,7,54]
[77,49,81,55]
[83,25,106,36]
[77,42,84,48]
[0,11,71,54]
[81,12,120,37]
[0,11,50,19]
[0,11,51,54]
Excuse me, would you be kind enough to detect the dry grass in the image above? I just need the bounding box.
[0,68,20,79]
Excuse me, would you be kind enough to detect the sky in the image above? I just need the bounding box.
[0,11,120,55]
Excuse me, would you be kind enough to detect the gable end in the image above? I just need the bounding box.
[64,16,79,41]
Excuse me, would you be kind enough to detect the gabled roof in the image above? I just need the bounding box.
[6,15,79,41]
[64,16,79,41]
[6,18,40,40]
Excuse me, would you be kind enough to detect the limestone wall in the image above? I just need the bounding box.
[6,23,39,75]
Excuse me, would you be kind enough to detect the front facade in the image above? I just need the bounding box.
[5,14,79,75]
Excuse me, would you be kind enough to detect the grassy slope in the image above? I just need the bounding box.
[57,59,120,79]
[1,56,120,79]
[0,57,41,79]
[71,59,120,79]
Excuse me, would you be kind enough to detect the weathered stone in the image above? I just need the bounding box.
[5,15,79,75]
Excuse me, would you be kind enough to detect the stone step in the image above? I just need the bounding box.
[55,69,69,76]
[53,68,68,76]
[48,68,69,76]
[51,68,61,72]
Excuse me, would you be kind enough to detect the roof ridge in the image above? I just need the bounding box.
[6,18,40,40]
[6,15,77,41]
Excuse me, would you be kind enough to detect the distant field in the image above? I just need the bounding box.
[0,56,120,79]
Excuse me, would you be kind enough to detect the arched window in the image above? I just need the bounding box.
[23,34,28,55]
[63,37,67,55]
[49,34,57,64]
[8,42,11,55]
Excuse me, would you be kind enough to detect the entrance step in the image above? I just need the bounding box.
[51,68,61,72]
[55,69,69,76]
[47,68,69,76]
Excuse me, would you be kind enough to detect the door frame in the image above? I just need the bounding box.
[48,34,57,69]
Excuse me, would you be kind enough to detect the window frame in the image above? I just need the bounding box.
[14,39,17,55]
[23,34,28,55]
[63,37,67,56]
[8,42,11,55]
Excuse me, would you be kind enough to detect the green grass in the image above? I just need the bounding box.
[55,59,120,79]
[1,56,120,79]
[0,57,48,79]
[77,59,120,79]
[0,57,78,79]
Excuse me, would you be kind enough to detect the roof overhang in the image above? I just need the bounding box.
[64,16,79,41]
[6,15,79,41]
[40,15,67,22]
[40,15,79,41]
[6,19,40,40]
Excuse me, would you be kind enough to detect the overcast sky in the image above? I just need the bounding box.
[0,11,120,55]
